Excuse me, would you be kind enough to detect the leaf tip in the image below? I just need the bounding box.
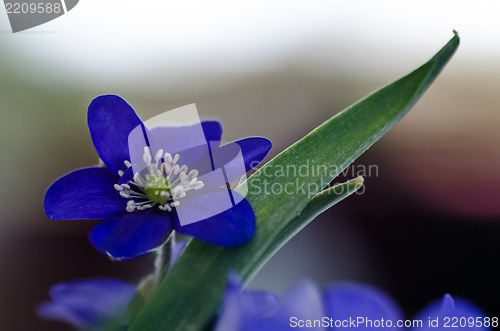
[452,29,460,43]
[353,176,364,188]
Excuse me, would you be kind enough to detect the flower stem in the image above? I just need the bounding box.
[153,230,176,290]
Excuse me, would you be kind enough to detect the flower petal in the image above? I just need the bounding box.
[38,303,85,329]
[214,274,248,331]
[44,167,124,220]
[118,166,134,185]
[272,280,325,330]
[174,191,255,247]
[195,137,272,178]
[88,95,144,174]
[323,282,403,327]
[186,137,272,190]
[89,210,172,260]
[233,280,325,331]
[37,278,136,330]
[232,137,272,172]
[214,273,279,331]
[149,122,210,157]
[412,294,489,331]
[202,120,223,142]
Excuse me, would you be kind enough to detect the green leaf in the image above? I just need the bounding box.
[249,176,365,281]
[129,32,459,331]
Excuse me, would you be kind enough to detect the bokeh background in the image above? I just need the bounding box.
[1,1,500,330]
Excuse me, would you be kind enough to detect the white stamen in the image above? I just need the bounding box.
[159,204,172,212]
[188,170,198,180]
[155,149,164,162]
[118,170,124,177]
[143,147,152,165]
[180,172,187,182]
[173,164,180,175]
[162,163,171,176]
[133,172,145,186]
[172,186,184,197]
[165,152,173,164]
[117,148,204,213]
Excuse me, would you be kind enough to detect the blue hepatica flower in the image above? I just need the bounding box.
[215,275,490,331]
[38,241,189,330]
[44,95,272,260]
[37,278,136,330]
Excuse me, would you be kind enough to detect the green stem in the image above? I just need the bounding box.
[153,231,176,290]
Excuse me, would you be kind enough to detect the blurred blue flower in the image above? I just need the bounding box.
[215,275,489,331]
[38,240,189,330]
[44,95,272,260]
[37,278,136,330]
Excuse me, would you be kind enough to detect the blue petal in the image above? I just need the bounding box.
[214,273,279,331]
[192,137,272,180]
[38,303,84,329]
[202,120,223,142]
[185,137,272,190]
[412,294,489,331]
[118,167,134,185]
[44,167,124,220]
[214,274,248,331]
[149,122,210,158]
[233,137,272,172]
[136,121,222,173]
[238,281,325,331]
[37,278,136,330]
[198,137,272,172]
[268,280,325,331]
[89,210,172,260]
[323,282,403,329]
[88,95,144,174]
[226,272,279,317]
[174,192,255,247]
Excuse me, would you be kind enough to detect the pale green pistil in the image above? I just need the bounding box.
[144,176,171,204]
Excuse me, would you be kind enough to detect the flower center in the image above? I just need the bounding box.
[114,147,204,213]
[143,175,171,204]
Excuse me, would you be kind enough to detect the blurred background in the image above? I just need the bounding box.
[1,1,500,330]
